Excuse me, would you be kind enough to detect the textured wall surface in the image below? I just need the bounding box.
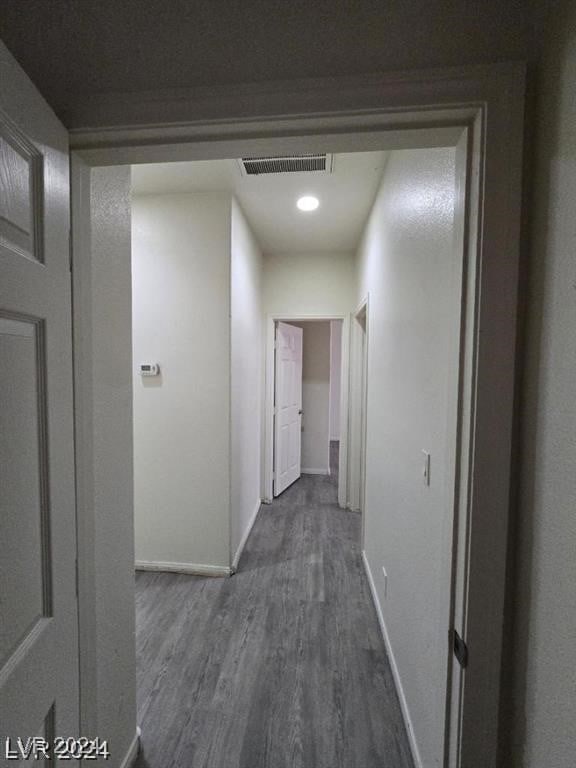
[504,3,576,766]
[132,193,231,568]
[356,148,457,767]
[262,251,355,318]
[0,1,533,122]
[230,199,263,561]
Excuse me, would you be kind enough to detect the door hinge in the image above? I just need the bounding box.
[452,629,468,669]
[69,228,73,273]
[75,557,79,598]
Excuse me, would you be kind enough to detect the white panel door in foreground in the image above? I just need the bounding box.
[0,41,79,757]
[273,321,303,496]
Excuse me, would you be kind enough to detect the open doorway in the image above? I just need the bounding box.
[77,141,468,768]
[271,319,344,498]
[124,139,464,768]
[78,142,472,768]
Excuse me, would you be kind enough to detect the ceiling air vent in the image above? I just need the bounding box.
[239,153,333,176]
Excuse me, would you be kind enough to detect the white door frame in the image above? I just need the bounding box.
[347,296,369,542]
[70,62,525,768]
[264,314,350,506]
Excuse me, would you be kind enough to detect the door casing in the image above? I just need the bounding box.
[348,297,369,534]
[70,62,525,768]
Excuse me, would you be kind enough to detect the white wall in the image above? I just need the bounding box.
[505,3,576,767]
[132,192,231,569]
[293,322,331,474]
[263,251,355,317]
[329,320,342,440]
[356,147,458,767]
[230,199,263,565]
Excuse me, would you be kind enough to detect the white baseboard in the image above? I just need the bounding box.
[301,468,330,475]
[118,727,140,768]
[135,560,231,577]
[361,551,423,768]
[232,498,261,571]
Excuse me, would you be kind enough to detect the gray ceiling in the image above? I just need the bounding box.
[0,0,536,126]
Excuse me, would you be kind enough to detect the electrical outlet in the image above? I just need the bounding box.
[382,566,388,598]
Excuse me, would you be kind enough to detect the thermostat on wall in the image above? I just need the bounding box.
[139,363,160,376]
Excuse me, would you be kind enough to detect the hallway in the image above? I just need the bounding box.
[134,450,414,768]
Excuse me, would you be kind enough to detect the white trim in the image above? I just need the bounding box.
[347,295,369,545]
[135,561,231,577]
[231,499,261,571]
[66,67,491,139]
[337,317,350,509]
[118,728,140,768]
[352,295,370,319]
[67,65,519,167]
[301,468,330,476]
[362,551,423,768]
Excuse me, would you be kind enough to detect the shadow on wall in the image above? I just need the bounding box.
[499,4,576,767]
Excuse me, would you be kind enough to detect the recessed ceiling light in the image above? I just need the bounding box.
[297,195,319,212]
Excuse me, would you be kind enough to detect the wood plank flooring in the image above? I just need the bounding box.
[134,444,414,768]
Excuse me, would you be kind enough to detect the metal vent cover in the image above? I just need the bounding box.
[239,153,333,176]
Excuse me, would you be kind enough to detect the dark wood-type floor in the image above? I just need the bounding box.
[134,443,414,768]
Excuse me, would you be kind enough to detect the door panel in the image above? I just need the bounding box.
[0,40,78,759]
[0,316,47,668]
[273,322,303,496]
[0,121,43,263]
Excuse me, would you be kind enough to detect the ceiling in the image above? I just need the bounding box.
[131,152,388,253]
[0,0,533,126]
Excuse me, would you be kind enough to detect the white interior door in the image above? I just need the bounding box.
[0,41,79,756]
[273,321,303,496]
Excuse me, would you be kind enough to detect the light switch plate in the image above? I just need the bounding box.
[422,450,431,486]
